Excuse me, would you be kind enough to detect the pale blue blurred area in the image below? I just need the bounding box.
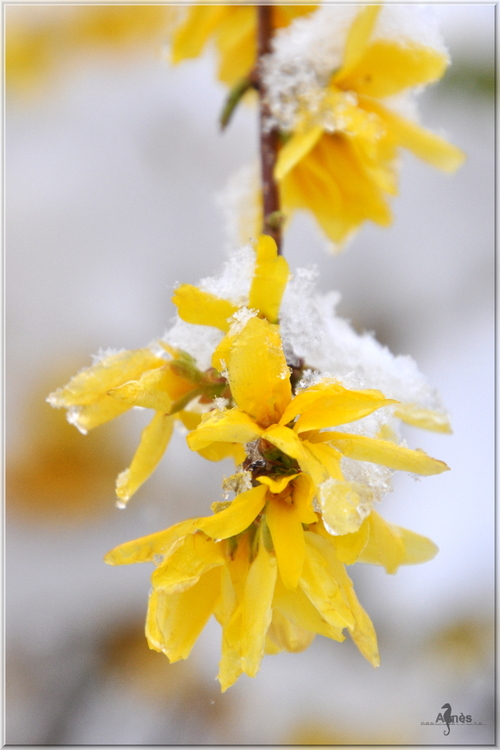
[6,4,494,745]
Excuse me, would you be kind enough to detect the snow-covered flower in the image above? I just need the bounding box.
[187,314,448,535]
[265,4,464,246]
[47,345,233,506]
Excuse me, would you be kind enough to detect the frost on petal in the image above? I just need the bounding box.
[47,348,165,408]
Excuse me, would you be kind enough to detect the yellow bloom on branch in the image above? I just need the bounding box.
[170,4,316,86]
[47,346,231,505]
[187,314,448,533]
[273,5,465,246]
[105,471,437,690]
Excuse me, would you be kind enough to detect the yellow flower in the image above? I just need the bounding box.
[187,314,449,533]
[105,473,438,690]
[170,5,316,86]
[275,5,465,246]
[172,233,290,331]
[47,346,232,505]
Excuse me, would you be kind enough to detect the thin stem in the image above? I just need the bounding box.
[257,5,282,254]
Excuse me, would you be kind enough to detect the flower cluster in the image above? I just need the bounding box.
[52,235,448,689]
[170,4,464,248]
[47,3,461,691]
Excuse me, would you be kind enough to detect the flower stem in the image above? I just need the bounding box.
[257,5,282,254]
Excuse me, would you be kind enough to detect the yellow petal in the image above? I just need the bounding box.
[358,510,438,573]
[278,378,338,425]
[47,348,165,407]
[360,97,465,173]
[108,360,197,412]
[145,589,164,652]
[394,403,453,434]
[170,5,227,64]
[280,143,355,246]
[275,125,324,180]
[328,431,450,475]
[248,235,291,323]
[330,518,370,565]
[151,533,225,594]
[273,5,318,28]
[227,532,252,600]
[227,317,292,427]
[256,473,299,493]
[336,5,381,80]
[186,408,262,451]
[292,473,318,525]
[214,6,256,85]
[211,332,233,374]
[153,566,221,662]
[104,516,203,565]
[108,367,174,412]
[177,410,202,431]
[196,441,247,464]
[47,348,165,431]
[266,608,315,653]
[198,485,268,541]
[302,440,344,480]
[293,386,396,433]
[338,39,448,98]
[397,526,439,566]
[357,511,405,574]
[299,536,355,631]
[305,530,379,666]
[273,574,345,641]
[240,529,278,677]
[216,566,243,692]
[266,497,306,590]
[172,284,238,332]
[115,413,175,504]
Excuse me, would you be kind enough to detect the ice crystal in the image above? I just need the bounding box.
[66,406,87,435]
[200,243,255,304]
[228,307,258,337]
[90,347,125,365]
[221,470,253,500]
[213,396,228,411]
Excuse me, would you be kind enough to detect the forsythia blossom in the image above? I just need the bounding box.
[268,5,465,245]
[184,4,464,248]
[45,1,461,692]
[97,236,448,688]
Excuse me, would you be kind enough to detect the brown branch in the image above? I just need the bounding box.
[257,5,283,254]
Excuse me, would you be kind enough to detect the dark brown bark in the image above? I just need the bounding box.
[257,5,282,254]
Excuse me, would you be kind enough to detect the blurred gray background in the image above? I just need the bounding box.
[6,4,494,745]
